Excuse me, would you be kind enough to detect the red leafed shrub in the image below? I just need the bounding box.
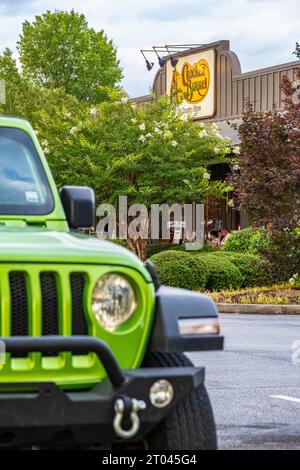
[230,68,300,230]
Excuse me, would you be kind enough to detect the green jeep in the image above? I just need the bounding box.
[0,116,223,450]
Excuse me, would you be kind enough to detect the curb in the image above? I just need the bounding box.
[216,303,300,315]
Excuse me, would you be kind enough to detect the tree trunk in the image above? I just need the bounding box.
[126,237,149,261]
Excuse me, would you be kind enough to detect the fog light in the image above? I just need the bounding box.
[149,380,174,408]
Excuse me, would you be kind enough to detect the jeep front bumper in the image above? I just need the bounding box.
[0,336,204,448]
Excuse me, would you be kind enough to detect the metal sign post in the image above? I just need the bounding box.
[0,81,6,105]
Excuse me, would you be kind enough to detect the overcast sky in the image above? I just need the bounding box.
[0,0,298,97]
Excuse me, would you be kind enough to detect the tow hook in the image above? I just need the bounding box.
[113,396,147,439]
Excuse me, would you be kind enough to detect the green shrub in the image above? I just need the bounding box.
[289,273,300,288]
[260,229,300,283]
[149,251,208,290]
[223,227,269,253]
[147,242,218,258]
[210,251,269,287]
[199,255,243,291]
[147,243,185,258]
[109,238,127,248]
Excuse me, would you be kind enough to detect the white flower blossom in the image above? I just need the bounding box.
[203,172,210,180]
[43,147,50,155]
[42,139,49,146]
[154,127,162,134]
[131,103,136,109]
[139,123,146,131]
[131,118,137,124]
[70,127,78,135]
[138,135,146,142]
[213,147,220,154]
[233,164,240,171]
[121,97,129,103]
[199,122,205,128]
[65,112,72,118]
[163,130,172,139]
[171,140,178,147]
[145,133,152,138]
[232,146,241,155]
[164,130,172,139]
[179,114,188,122]
[89,108,98,119]
[34,130,39,136]
[199,129,208,138]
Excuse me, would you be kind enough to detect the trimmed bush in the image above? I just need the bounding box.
[223,227,269,253]
[199,255,243,291]
[147,243,185,258]
[210,251,269,287]
[147,242,218,258]
[149,251,208,291]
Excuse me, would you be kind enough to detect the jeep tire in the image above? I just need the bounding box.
[141,351,217,450]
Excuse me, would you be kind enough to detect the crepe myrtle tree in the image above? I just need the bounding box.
[93,95,232,260]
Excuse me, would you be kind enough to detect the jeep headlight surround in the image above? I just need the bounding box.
[91,273,137,331]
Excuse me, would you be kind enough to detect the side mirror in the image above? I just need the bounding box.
[60,186,95,230]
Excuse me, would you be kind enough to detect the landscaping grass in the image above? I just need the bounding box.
[208,283,300,305]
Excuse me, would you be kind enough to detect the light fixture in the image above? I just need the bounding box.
[91,274,136,331]
[141,44,204,71]
[178,317,220,336]
[140,50,154,71]
[150,380,174,408]
[165,46,178,68]
[153,47,166,68]
[146,59,154,71]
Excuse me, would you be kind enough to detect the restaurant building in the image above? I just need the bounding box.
[135,40,299,230]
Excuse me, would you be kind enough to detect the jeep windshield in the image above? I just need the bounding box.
[0,127,53,215]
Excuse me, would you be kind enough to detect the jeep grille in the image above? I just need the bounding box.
[8,270,88,357]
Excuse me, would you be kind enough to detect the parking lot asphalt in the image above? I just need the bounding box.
[188,314,300,450]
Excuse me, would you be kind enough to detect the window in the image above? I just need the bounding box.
[0,127,54,215]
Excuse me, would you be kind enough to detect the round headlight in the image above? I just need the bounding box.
[91,274,136,331]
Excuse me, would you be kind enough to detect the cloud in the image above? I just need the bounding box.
[0,0,298,97]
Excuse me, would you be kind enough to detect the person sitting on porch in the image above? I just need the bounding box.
[218,226,232,247]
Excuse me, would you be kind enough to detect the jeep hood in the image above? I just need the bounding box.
[0,228,151,282]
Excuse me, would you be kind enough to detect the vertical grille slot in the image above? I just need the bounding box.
[70,273,88,336]
[41,273,59,356]
[9,272,28,357]
[41,273,59,335]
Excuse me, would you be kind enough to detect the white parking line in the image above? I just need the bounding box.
[270,394,300,404]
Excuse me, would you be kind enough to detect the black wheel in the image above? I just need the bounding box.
[142,351,217,450]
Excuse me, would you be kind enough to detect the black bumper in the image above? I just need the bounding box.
[0,336,204,448]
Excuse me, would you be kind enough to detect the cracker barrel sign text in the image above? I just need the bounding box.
[166,49,215,119]
[171,59,210,104]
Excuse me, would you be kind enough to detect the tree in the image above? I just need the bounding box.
[230,71,300,230]
[229,60,300,282]
[93,96,232,259]
[18,10,122,103]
